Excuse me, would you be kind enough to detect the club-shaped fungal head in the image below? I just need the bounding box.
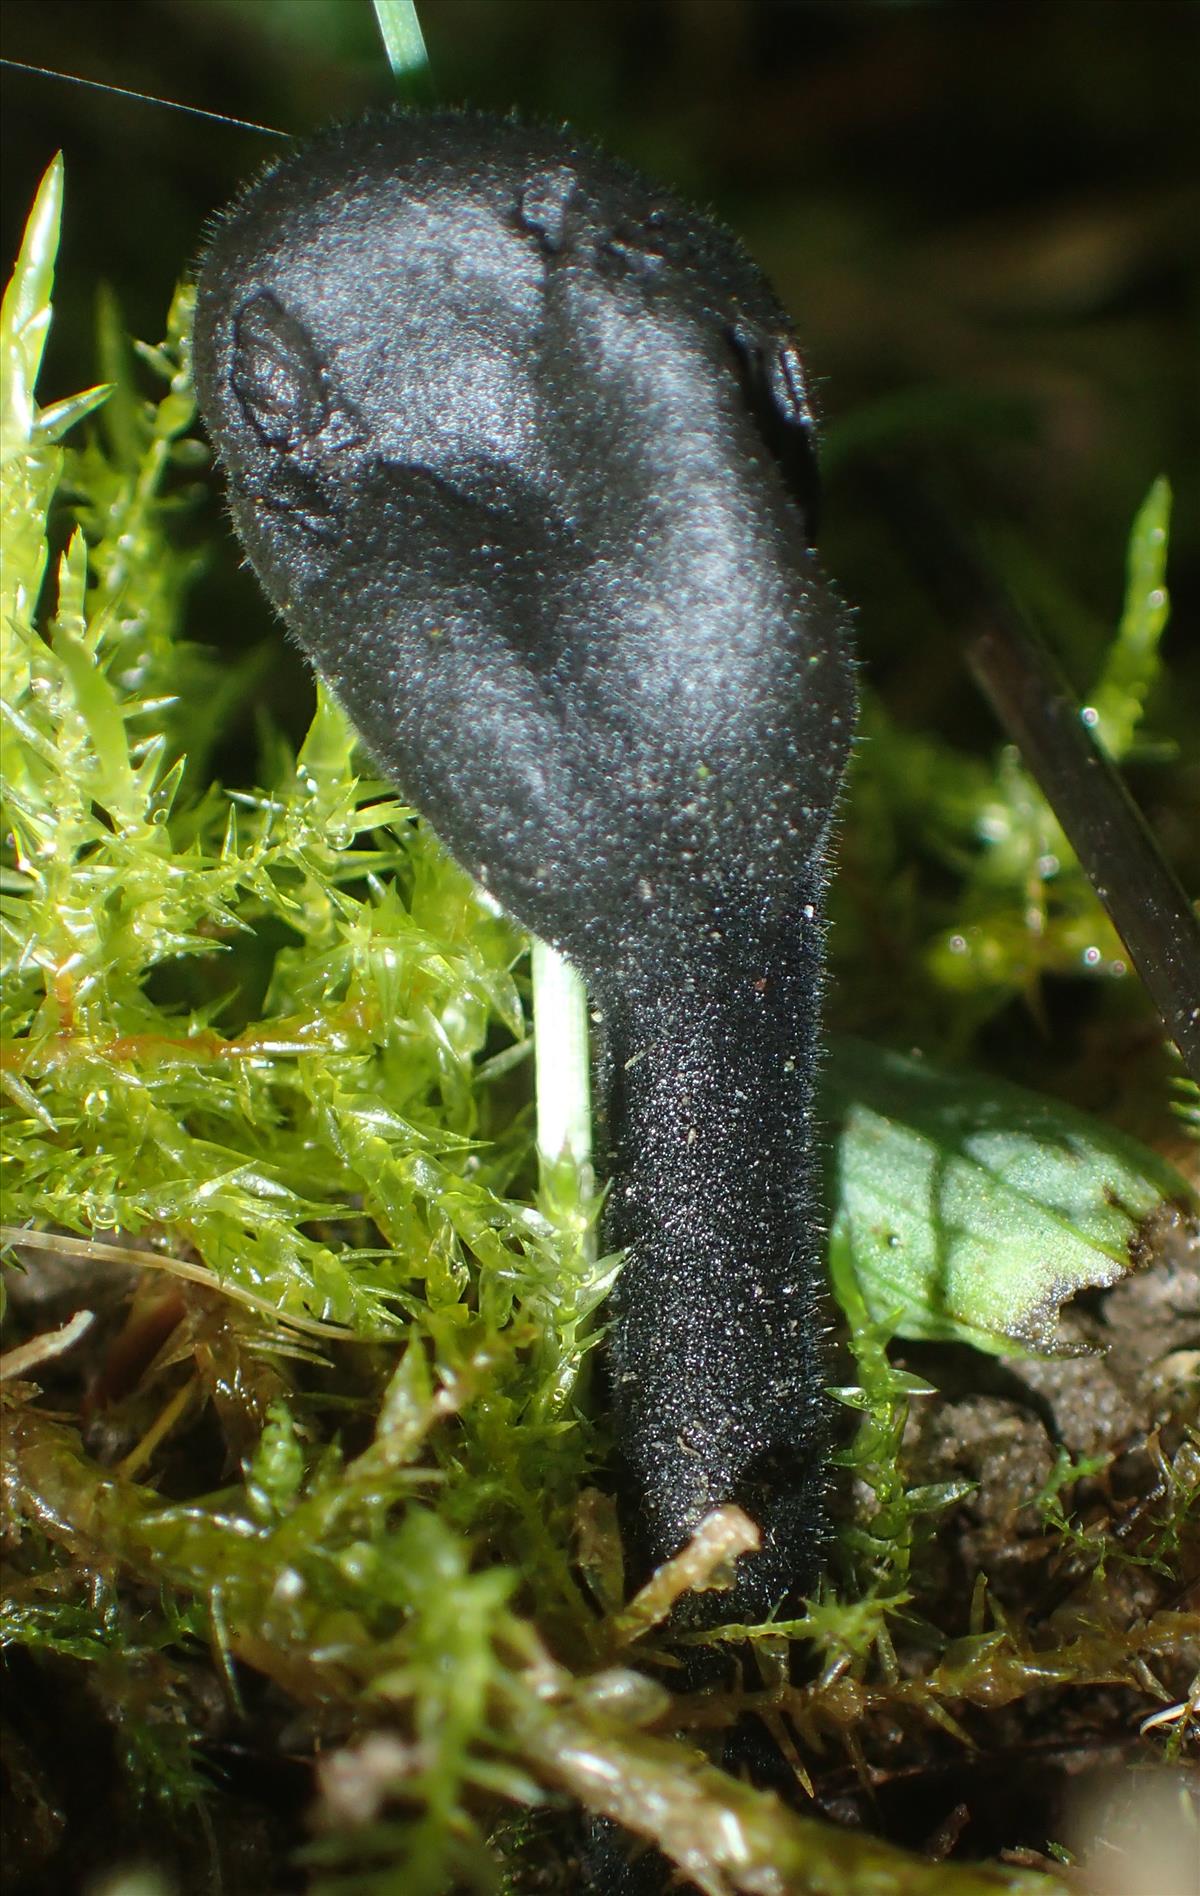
[194,108,854,984]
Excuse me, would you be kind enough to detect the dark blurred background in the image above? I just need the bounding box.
[4,0,1198,1097]
[5,0,1197,643]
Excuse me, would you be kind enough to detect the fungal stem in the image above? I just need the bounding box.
[596,904,832,1622]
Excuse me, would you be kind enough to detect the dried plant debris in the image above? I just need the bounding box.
[2,161,1197,1896]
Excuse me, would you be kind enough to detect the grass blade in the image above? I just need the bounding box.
[371,0,432,93]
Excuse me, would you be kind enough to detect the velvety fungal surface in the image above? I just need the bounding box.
[194,107,855,1619]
